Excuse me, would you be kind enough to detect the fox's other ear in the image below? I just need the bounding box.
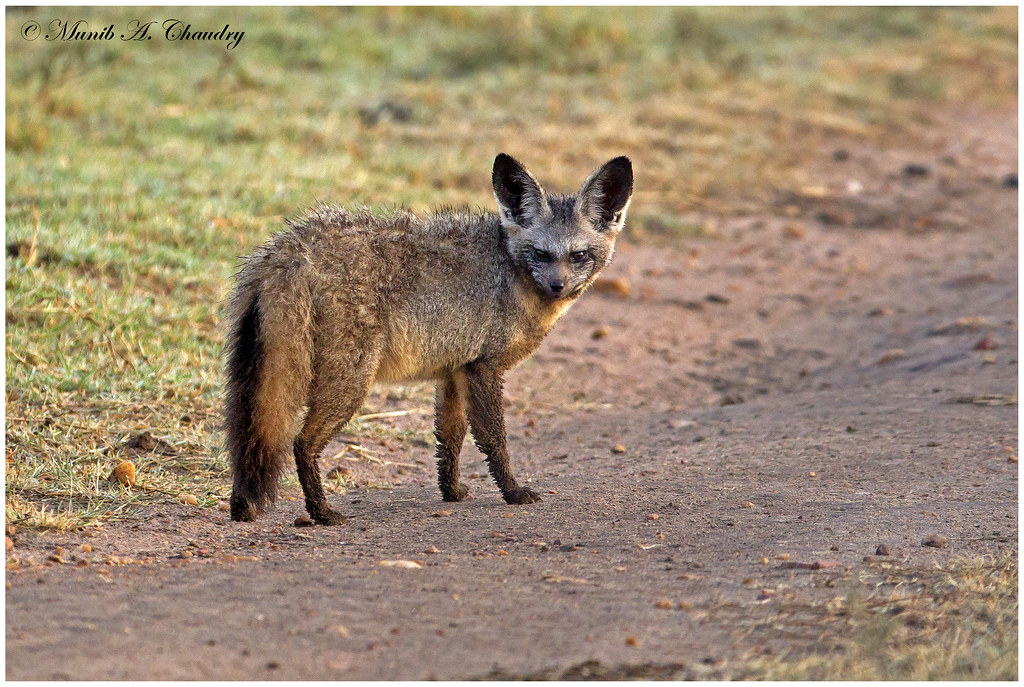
[578,156,633,232]
[492,153,546,230]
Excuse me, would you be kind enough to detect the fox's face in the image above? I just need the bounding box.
[492,154,633,300]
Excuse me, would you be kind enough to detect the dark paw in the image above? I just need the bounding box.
[503,486,542,505]
[229,494,259,522]
[441,482,471,502]
[308,506,348,526]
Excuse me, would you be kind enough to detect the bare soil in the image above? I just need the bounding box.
[6,106,1017,680]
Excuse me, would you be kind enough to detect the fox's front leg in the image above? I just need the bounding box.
[435,371,471,502]
[464,361,541,505]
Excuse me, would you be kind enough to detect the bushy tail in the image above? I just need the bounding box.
[224,273,312,522]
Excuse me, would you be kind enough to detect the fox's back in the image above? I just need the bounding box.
[250,205,518,380]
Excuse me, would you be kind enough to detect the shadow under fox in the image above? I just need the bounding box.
[225,154,633,524]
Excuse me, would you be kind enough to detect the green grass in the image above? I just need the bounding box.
[5,6,1018,530]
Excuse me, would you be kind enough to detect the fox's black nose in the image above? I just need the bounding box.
[548,280,565,295]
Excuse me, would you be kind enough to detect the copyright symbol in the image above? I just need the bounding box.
[21,21,40,41]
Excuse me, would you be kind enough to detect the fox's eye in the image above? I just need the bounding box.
[533,248,552,262]
[569,250,588,264]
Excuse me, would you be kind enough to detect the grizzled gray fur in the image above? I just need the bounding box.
[225,154,633,524]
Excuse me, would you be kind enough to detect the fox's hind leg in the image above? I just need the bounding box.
[435,370,471,502]
[295,348,377,525]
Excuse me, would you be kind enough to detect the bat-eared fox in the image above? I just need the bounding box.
[225,153,633,524]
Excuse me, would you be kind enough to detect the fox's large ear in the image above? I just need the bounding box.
[492,153,547,230]
[578,156,633,232]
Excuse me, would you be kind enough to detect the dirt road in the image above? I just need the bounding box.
[6,107,1017,679]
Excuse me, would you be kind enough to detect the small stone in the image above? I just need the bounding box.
[741,501,754,508]
[876,349,907,365]
[832,148,850,161]
[625,635,638,647]
[903,163,930,177]
[705,293,730,305]
[108,461,136,487]
[830,544,841,552]
[294,516,314,528]
[1003,172,1017,188]
[943,273,994,289]
[590,326,610,340]
[1008,454,1018,464]
[733,338,762,350]
[431,510,451,517]
[928,317,991,336]
[647,513,659,521]
[875,544,891,556]
[612,444,627,454]
[379,559,423,569]
[757,588,775,600]
[782,223,806,240]
[326,466,351,479]
[760,557,769,565]
[424,546,440,554]
[775,553,790,561]
[81,544,92,553]
[867,307,893,317]
[810,560,842,569]
[808,471,816,477]
[974,335,1000,351]
[922,534,947,548]
[654,599,674,610]
[5,537,12,551]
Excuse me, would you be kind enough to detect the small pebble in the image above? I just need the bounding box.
[923,534,947,548]
[294,516,314,528]
[108,461,137,487]
[875,544,891,556]
[625,635,638,647]
[612,444,626,454]
[5,536,12,551]
[974,335,1000,351]
[647,513,659,521]
[654,599,674,610]
[424,546,440,554]
[590,326,610,340]
[903,163,930,177]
